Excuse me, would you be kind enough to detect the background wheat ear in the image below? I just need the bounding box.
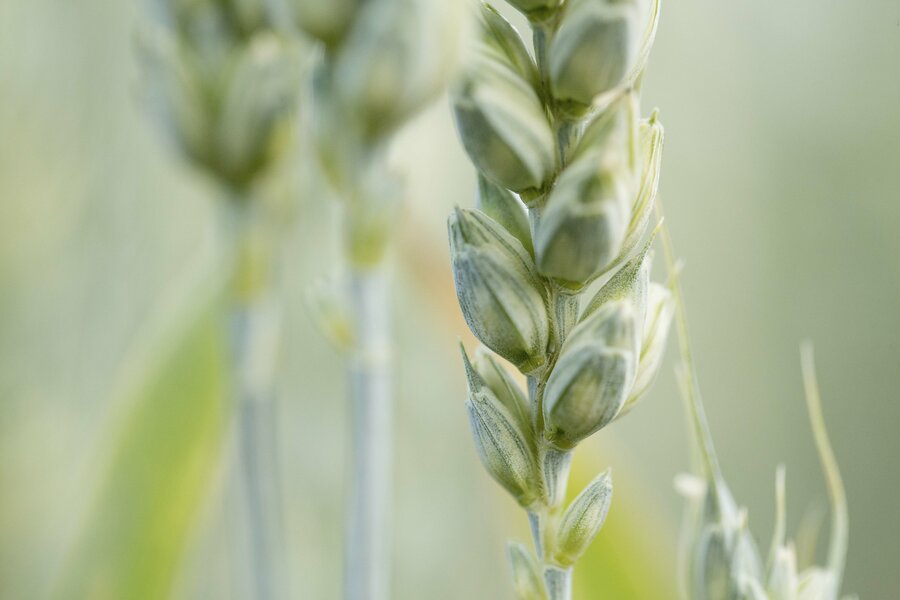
[282,1,462,599]
[448,1,670,598]
[136,1,306,597]
[657,207,853,600]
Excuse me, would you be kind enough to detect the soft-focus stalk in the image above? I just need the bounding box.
[287,1,459,593]
[654,203,721,482]
[225,199,285,600]
[344,264,392,600]
[138,1,302,594]
[800,342,848,592]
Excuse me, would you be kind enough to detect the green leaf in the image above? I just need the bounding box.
[54,298,228,600]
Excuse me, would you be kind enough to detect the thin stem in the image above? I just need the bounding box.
[344,265,392,600]
[225,200,284,600]
[525,288,575,600]
[531,445,573,600]
[766,464,788,573]
[800,343,848,589]
[528,502,572,600]
[232,302,283,600]
[544,566,573,600]
[654,202,722,482]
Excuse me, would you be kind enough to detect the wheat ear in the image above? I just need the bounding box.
[138,1,305,597]
[659,204,852,600]
[282,1,460,598]
[448,1,670,598]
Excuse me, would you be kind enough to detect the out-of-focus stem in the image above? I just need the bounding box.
[232,300,282,600]
[655,202,722,482]
[226,200,284,600]
[344,265,392,600]
[800,343,848,590]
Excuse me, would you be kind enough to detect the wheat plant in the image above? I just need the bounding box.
[655,215,854,600]
[448,1,669,598]
[281,1,459,598]
[139,1,304,596]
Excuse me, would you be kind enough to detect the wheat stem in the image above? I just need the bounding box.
[545,565,574,600]
[140,6,303,593]
[288,4,458,594]
[345,266,392,600]
[223,199,285,600]
[800,343,848,590]
[655,202,722,481]
[233,307,282,600]
[527,289,576,600]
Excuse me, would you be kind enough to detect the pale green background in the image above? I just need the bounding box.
[1,0,898,598]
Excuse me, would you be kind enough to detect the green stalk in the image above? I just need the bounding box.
[526,289,578,600]
[138,2,302,595]
[544,565,574,600]
[800,343,848,591]
[224,200,285,600]
[344,264,392,600]
[654,202,722,482]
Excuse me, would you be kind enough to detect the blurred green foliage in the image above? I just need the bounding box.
[55,303,228,600]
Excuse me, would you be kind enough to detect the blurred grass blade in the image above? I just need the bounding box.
[54,295,228,600]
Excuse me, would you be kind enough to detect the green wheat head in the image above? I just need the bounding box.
[447,1,669,598]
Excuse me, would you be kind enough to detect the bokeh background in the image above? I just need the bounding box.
[1,0,898,598]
